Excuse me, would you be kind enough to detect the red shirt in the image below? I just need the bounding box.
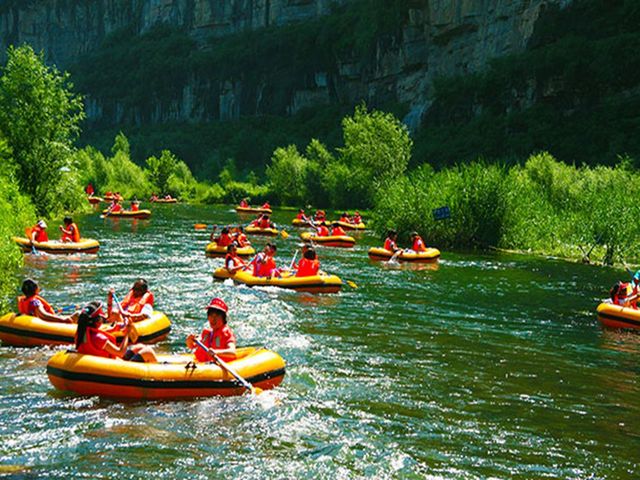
[195,324,236,362]
[331,226,346,236]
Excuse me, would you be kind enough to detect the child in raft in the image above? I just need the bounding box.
[316,222,330,237]
[186,297,237,362]
[239,198,249,208]
[225,243,247,273]
[253,243,280,277]
[352,211,362,225]
[295,247,320,277]
[59,216,80,243]
[213,227,233,247]
[232,226,250,247]
[107,279,154,323]
[18,279,76,323]
[330,222,347,236]
[75,300,157,362]
[383,230,401,252]
[409,232,428,252]
[130,199,140,212]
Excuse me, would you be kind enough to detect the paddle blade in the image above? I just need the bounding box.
[128,323,139,343]
[194,223,207,230]
[252,386,264,395]
[280,230,289,239]
[346,280,358,289]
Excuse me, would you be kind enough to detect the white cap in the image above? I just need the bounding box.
[37,220,47,228]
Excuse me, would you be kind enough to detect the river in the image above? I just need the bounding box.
[1,204,638,479]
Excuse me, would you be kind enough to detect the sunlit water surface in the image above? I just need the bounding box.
[1,204,639,479]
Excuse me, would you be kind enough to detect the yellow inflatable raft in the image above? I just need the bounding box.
[300,232,356,248]
[334,220,366,231]
[236,206,272,214]
[214,267,342,294]
[0,311,171,347]
[102,209,152,219]
[245,226,279,236]
[13,237,100,255]
[87,196,102,204]
[368,247,441,263]
[596,302,640,330]
[151,198,178,203]
[205,242,255,258]
[47,346,285,399]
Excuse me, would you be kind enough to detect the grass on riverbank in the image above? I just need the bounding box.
[373,152,640,266]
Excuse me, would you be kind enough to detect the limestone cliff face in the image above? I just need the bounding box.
[0,0,572,129]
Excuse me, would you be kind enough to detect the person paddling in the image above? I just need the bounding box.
[215,227,233,247]
[75,301,157,362]
[233,226,250,247]
[253,243,280,277]
[18,279,76,323]
[352,211,362,225]
[316,223,330,237]
[186,298,237,362]
[383,230,401,253]
[59,216,80,243]
[239,198,249,208]
[108,279,154,323]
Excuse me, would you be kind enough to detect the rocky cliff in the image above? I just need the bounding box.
[0,0,572,131]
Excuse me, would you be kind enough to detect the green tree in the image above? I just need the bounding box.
[111,131,131,157]
[0,44,85,215]
[266,145,309,205]
[338,104,412,207]
[146,149,178,194]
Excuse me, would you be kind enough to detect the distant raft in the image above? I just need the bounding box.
[300,232,356,248]
[205,242,255,258]
[368,247,440,263]
[333,221,366,231]
[12,237,100,255]
[151,198,178,203]
[236,206,273,214]
[102,209,152,219]
[87,196,102,204]
[596,302,640,330]
[245,226,279,236]
[213,267,343,294]
[47,346,285,399]
[0,311,171,347]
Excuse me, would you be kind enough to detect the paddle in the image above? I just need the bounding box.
[111,291,139,343]
[288,249,299,270]
[194,338,262,395]
[280,229,289,239]
[100,205,114,219]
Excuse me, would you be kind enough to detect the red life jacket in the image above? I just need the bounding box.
[76,327,116,359]
[258,219,271,229]
[195,325,236,362]
[317,225,329,237]
[262,202,271,209]
[18,295,54,317]
[296,213,305,220]
[254,254,276,277]
[217,233,233,247]
[31,225,49,242]
[131,203,139,212]
[412,236,427,252]
[234,233,248,247]
[239,200,248,207]
[353,215,362,224]
[111,203,122,213]
[225,253,245,270]
[331,226,346,236]
[339,216,349,223]
[384,238,397,251]
[121,290,154,314]
[296,258,319,277]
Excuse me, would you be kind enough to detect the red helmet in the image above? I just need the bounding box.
[205,297,228,314]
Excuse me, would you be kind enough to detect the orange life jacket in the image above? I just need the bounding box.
[296,258,319,277]
[225,253,245,270]
[62,223,81,243]
[121,290,154,314]
[18,295,54,317]
[331,226,346,236]
[412,236,427,252]
[234,233,248,247]
[77,327,116,359]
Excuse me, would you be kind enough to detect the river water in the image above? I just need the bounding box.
[1,204,639,479]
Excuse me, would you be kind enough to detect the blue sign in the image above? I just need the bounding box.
[433,206,451,221]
